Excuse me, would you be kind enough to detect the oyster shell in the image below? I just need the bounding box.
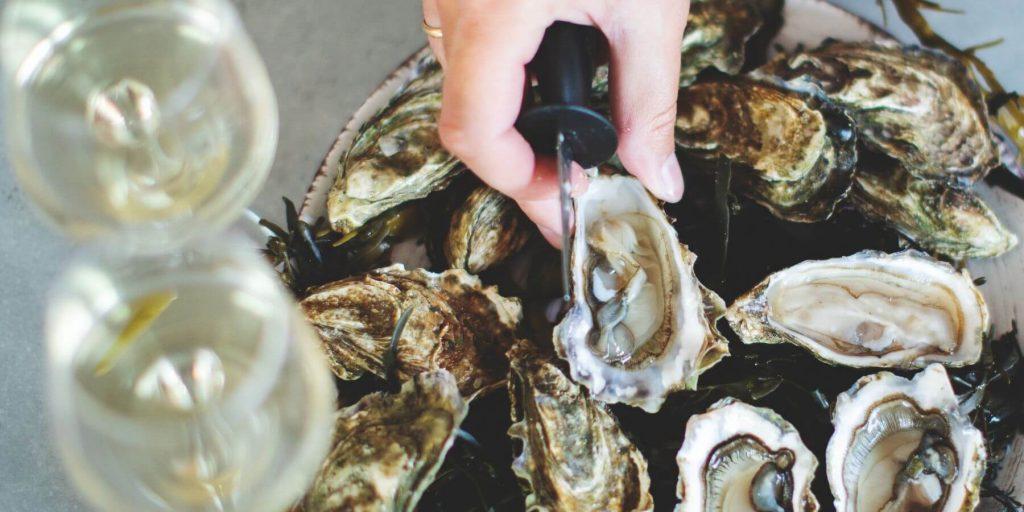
[444,185,531,274]
[590,0,763,98]
[554,173,729,412]
[507,340,654,512]
[294,370,467,512]
[675,77,857,222]
[675,398,819,512]
[727,250,989,369]
[851,154,1017,260]
[328,53,462,233]
[759,40,998,183]
[300,264,521,397]
[827,364,986,512]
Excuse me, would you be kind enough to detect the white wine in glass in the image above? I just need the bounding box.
[2,0,278,243]
[46,237,335,511]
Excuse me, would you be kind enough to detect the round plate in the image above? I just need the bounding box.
[299,1,1024,496]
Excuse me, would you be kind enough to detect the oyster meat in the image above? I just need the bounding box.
[759,40,998,183]
[328,52,462,233]
[507,340,654,512]
[444,185,531,274]
[675,77,857,222]
[675,398,819,512]
[300,264,521,397]
[851,153,1017,260]
[827,364,986,512]
[554,173,729,412]
[294,370,467,512]
[727,250,989,369]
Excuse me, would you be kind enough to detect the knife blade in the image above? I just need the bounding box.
[556,132,573,302]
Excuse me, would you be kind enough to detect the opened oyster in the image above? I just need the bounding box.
[300,264,521,397]
[294,370,466,512]
[759,40,998,183]
[675,77,857,222]
[675,398,819,512]
[507,341,654,512]
[851,154,1017,260]
[554,173,728,412]
[444,185,531,274]
[328,52,462,233]
[727,250,989,369]
[827,365,986,511]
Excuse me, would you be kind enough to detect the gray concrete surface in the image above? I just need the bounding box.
[0,1,1021,510]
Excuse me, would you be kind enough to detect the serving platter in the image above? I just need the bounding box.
[297,0,1024,506]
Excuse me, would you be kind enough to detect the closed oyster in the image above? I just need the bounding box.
[300,264,521,397]
[759,40,998,183]
[851,154,1017,260]
[591,0,763,98]
[328,53,462,233]
[679,0,763,86]
[554,174,729,412]
[444,185,531,274]
[507,341,654,512]
[295,370,466,512]
[675,77,857,222]
[827,365,986,512]
[727,250,989,369]
[675,398,819,512]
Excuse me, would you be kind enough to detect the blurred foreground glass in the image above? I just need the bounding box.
[46,236,335,511]
[2,0,278,243]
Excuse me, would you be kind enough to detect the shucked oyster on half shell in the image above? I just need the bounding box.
[827,364,986,512]
[675,77,857,223]
[727,250,989,369]
[328,52,462,233]
[758,40,998,183]
[300,264,521,397]
[675,398,819,512]
[294,370,467,512]
[507,340,654,512]
[554,173,729,412]
[444,185,531,274]
[851,153,1017,260]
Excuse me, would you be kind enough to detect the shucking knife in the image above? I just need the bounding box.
[515,22,618,302]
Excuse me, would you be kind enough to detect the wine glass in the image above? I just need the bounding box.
[2,0,278,244]
[45,235,335,511]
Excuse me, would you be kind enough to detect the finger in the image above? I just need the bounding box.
[422,0,446,67]
[435,1,551,221]
[600,0,688,203]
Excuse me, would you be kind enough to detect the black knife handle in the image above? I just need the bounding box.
[515,22,617,169]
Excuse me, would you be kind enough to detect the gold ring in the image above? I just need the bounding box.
[422,19,443,38]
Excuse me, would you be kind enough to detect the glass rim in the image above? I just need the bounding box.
[45,233,296,440]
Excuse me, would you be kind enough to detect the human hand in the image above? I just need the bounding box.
[422,0,689,246]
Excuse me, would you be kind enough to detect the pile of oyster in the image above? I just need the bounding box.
[272,1,1024,510]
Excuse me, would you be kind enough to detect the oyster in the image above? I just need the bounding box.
[444,185,531,274]
[507,340,654,512]
[328,52,462,233]
[554,173,729,412]
[827,364,986,512]
[675,398,819,512]
[727,250,989,369]
[591,0,763,98]
[759,40,998,183]
[851,154,1017,260]
[675,77,857,222]
[294,370,466,512]
[300,264,521,397]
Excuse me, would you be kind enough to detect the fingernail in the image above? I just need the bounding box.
[570,163,589,198]
[653,154,684,203]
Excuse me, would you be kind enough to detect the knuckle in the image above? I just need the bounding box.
[437,118,475,157]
